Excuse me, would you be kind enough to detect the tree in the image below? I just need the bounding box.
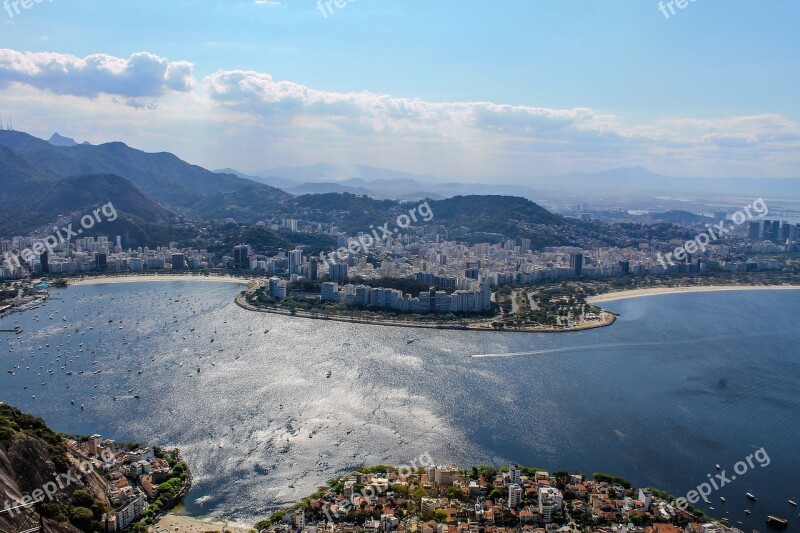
[68,506,95,530]
[434,509,448,523]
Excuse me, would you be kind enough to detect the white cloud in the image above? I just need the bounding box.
[1,48,799,179]
[0,49,195,99]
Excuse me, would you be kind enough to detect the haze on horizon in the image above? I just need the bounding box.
[1,0,799,182]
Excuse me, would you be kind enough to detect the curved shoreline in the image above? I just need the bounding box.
[235,294,617,333]
[66,274,252,286]
[588,284,800,304]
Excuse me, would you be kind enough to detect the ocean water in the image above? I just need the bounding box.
[1,282,798,530]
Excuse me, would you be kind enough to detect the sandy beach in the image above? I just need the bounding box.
[153,513,252,533]
[588,284,800,304]
[69,275,252,286]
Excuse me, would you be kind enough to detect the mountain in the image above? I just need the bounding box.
[48,133,79,147]
[259,163,432,184]
[263,163,800,200]
[0,131,277,209]
[0,136,184,237]
[35,174,172,222]
[285,182,375,196]
[287,193,621,248]
[0,403,110,533]
[215,168,296,189]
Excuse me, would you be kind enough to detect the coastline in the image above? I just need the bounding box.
[67,274,252,286]
[587,284,800,304]
[235,293,617,333]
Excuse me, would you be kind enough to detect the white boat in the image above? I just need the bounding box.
[720,497,726,502]
[790,500,798,506]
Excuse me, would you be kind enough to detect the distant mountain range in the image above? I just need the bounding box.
[244,163,800,201]
[0,130,726,250]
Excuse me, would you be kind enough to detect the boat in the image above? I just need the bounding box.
[747,493,758,501]
[326,371,332,378]
[745,510,751,515]
[716,464,721,470]
[767,516,789,529]
[790,501,798,507]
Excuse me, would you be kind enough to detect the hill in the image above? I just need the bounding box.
[0,403,109,533]
[0,131,288,209]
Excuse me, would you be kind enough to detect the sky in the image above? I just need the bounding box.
[1,0,799,181]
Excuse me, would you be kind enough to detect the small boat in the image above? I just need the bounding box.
[747,493,757,501]
[745,510,751,515]
[766,516,789,529]
[716,464,721,470]
[326,371,332,378]
[790,501,798,507]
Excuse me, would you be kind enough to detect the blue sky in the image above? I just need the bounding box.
[1,0,799,180]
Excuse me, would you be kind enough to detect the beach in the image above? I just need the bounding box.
[153,513,252,533]
[588,284,800,304]
[68,275,252,286]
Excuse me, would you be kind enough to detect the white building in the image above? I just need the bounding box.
[508,483,523,509]
[538,486,563,522]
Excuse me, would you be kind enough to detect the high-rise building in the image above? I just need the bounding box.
[40,250,49,275]
[618,260,630,275]
[509,463,522,485]
[233,244,251,269]
[288,249,303,274]
[95,253,107,271]
[771,220,781,242]
[321,282,339,302]
[748,221,761,240]
[308,258,319,280]
[268,277,288,300]
[762,220,772,240]
[508,484,523,509]
[570,253,584,276]
[171,254,186,271]
[329,263,348,281]
[781,221,791,241]
[538,487,563,522]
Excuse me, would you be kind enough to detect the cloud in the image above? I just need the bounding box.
[1,48,799,178]
[202,70,608,141]
[0,49,195,99]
